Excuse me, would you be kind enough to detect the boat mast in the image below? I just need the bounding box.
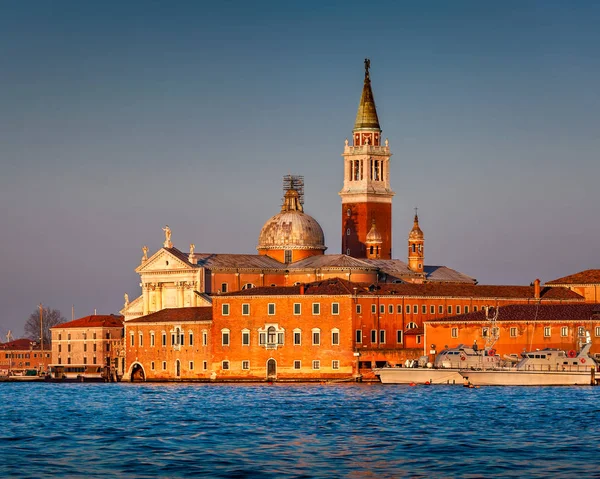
[484,305,499,350]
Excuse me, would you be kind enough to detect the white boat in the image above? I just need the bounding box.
[375,345,502,385]
[460,337,599,386]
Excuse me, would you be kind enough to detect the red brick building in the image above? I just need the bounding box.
[0,338,51,375]
[546,269,600,303]
[425,303,600,360]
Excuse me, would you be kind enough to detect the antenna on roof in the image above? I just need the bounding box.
[283,175,304,206]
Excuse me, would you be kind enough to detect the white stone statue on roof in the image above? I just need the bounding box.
[124,293,129,307]
[162,225,172,248]
[142,245,149,262]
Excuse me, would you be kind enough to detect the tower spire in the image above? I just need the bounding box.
[354,58,380,131]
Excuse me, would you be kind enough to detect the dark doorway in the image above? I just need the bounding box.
[267,359,276,378]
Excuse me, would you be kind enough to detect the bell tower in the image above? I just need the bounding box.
[340,59,394,259]
[408,210,424,273]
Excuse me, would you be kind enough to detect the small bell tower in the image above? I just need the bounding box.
[408,210,424,273]
[340,59,394,259]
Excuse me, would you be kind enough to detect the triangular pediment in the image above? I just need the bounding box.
[136,248,194,273]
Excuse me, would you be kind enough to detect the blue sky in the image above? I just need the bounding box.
[1,1,599,336]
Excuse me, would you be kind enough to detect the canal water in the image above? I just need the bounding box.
[0,383,599,478]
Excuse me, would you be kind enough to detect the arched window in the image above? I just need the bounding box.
[242,283,256,290]
[267,326,277,345]
[407,322,418,330]
[369,246,374,254]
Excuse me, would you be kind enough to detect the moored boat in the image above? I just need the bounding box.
[460,337,599,386]
[375,345,502,385]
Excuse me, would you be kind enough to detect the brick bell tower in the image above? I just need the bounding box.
[340,59,394,259]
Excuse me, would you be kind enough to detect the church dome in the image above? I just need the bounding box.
[408,214,424,240]
[257,189,326,253]
[366,219,383,244]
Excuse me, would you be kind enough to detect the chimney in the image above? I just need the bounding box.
[300,284,305,295]
[534,278,541,299]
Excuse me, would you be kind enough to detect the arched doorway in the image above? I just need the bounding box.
[176,360,181,378]
[267,359,276,379]
[130,363,146,382]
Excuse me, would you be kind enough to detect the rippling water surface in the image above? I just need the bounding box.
[1,383,599,478]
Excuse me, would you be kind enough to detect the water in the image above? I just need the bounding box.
[1,383,599,478]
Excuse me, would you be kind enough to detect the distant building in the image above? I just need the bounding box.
[545,269,600,303]
[50,315,125,377]
[0,338,51,375]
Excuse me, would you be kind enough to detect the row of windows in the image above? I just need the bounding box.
[58,343,109,353]
[450,326,596,339]
[355,329,421,344]
[221,328,340,347]
[359,304,477,315]
[130,329,209,348]
[57,356,98,365]
[57,332,112,341]
[149,360,341,371]
[221,303,340,316]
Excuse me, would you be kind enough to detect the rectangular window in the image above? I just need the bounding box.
[371,304,376,314]
[151,333,155,347]
[68,334,71,341]
[406,305,411,314]
[596,327,600,337]
[222,331,230,346]
[259,332,266,345]
[510,327,517,337]
[456,306,461,314]
[422,305,427,314]
[561,326,568,337]
[379,330,386,344]
[439,305,443,314]
[332,303,340,315]
[162,361,167,370]
[151,361,155,370]
[356,304,362,314]
[396,330,403,343]
[222,361,230,370]
[294,331,301,345]
[162,333,167,347]
[413,305,418,314]
[355,330,362,343]
[277,332,284,345]
[83,357,87,365]
[242,331,250,346]
[370,329,377,343]
[58,345,61,353]
[222,304,230,316]
[189,361,194,370]
[203,361,207,370]
[380,304,385,314]
[482,327,489,338]
[430,305,435,314]
[268,303,275,315]
[293,303,301,315]
[451,328,458,338]
[203,331,208,346]
[473,306,478,312]
[189,332,193,346]
[285,250,292,263]
[294,360,301,370]
[389,304,394,314]
[242,360,250,370]
[332,360,340,370]
[93,343,97,352]
[397,305,403,314]
[93,333,96,340]
[332,331,339,345]
[242,303,250,315]
[221,283,228,293]
[106,344,110,352]
[447,305,453,314]
[416,335,422,344]
[139,334,143,347]
[92,357,96,365]
[464,306,469,314]
[312,331,320,346]
[312,303,320,315]
[312,360,320,370]
[544,326,551,337]
[68,344,71,353]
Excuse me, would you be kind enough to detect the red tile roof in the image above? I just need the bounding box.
[428,303,600,323]
[546,269,600,285]
[222,278,357,297]
[0,338,43,350]
[127,307,213,324]
[52,315,124,329]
